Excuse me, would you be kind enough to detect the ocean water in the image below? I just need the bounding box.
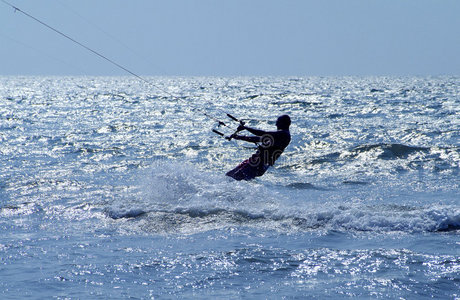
[0,76,459,299]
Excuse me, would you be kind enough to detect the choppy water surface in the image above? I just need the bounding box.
[1,76,459,298]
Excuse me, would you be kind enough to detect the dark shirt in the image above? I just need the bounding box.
[248,129,291,167]
[226,128,291,180]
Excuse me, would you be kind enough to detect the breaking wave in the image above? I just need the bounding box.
[105,161,460,235]
[308,143,459,166]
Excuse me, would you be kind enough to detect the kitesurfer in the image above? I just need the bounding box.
[226,115,291,181]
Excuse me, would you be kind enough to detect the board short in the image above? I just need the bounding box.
[226,159,269,181]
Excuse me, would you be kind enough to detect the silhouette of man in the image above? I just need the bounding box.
[226,115,291,181]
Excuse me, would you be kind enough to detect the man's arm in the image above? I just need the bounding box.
[230,134,261,143]
[238,124,267,136]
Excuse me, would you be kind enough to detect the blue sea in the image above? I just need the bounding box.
[1,76,459,299]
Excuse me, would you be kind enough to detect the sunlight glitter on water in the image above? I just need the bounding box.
[0,76,459,298]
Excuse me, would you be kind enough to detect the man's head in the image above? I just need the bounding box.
[276,115,291,130]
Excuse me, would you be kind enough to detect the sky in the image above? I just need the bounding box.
[1,0,459,76]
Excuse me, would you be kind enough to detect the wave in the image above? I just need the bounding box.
[310,143,430,163]
[104,161,460,235]
[0,202,42,218]
[351,144,429,159]
[303,143,460,174]
[106,202,460,235]
[284,182,330,190]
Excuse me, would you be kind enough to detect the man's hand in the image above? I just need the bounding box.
[237,124,246,132]
[226,133,235,141]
